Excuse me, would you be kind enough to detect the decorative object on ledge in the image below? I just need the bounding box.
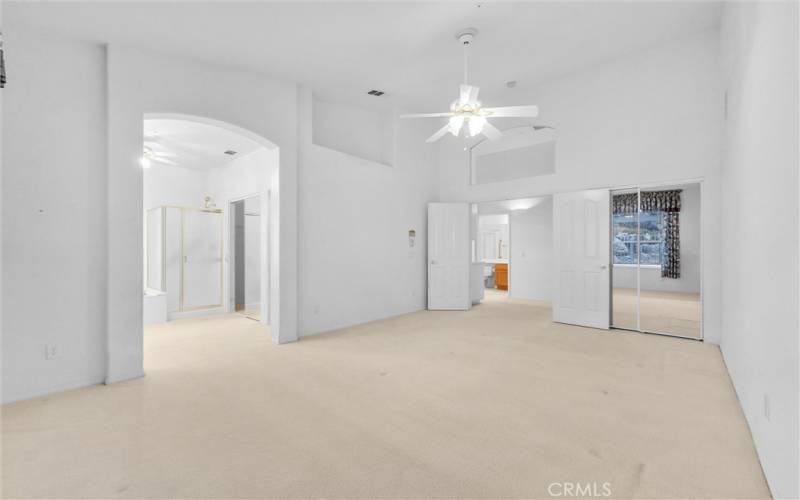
[1,31,6,88]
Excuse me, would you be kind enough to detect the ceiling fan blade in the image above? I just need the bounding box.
[482,121,504,141]
[459,84,480,106]
[426,124,451,143]
[153,157,178,166]
[143,140,178,154]
[152,150,179,158]
[400,112,452,119]
[483,105,539,118]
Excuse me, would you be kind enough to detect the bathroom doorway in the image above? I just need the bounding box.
[470,197,553,304]
[230,195,262,321]
[141,116,274,327]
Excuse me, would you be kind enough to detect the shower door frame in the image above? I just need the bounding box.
[609,178,705,341]
[147,205,225,313]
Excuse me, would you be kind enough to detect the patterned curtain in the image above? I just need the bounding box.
[660,211,680,278]
[612,192,638,214]
[642,189,681,279]
[612,190,682,279]
[640,189,682,213]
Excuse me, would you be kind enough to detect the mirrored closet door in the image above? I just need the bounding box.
[610,183,702,339]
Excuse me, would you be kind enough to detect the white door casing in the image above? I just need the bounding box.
[428,203,471,310]
[553,189,610,328]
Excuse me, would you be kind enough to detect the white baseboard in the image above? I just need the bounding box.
[168,307,225,321]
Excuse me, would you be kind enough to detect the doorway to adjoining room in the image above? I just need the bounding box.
[470,197,553,305]
[230,195,261,321]
[141,116,274,328]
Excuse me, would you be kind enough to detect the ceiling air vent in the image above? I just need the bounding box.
[224,150,237,155]
[367,89,385,96]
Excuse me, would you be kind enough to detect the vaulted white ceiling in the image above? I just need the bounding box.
[8,2,722,111]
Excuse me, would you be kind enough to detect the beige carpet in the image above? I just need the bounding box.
[613,287,702,339]
[2,299,768,499]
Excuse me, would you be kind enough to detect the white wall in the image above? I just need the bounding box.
[719,3,799,498]
[143,165,208,211]
[298,88,437,336]
[509,199,553,301]
[613,183,702,293]
[473,139,556,185]
[437,29,724,344]
[1,34,108,403]
[312,97,394,166]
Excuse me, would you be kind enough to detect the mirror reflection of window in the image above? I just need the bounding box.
[612,211,666,267]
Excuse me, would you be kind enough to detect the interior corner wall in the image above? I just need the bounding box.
[719,2,799,498]
[509,200,553,301]
[1,30,108,402]
[297,87,437,336]
[436,29,724,345]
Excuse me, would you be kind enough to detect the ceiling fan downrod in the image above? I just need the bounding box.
[456,28,477,86]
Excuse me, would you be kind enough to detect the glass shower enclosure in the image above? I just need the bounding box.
[146,206,224,314]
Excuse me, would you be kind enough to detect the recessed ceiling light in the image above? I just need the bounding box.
[224,150,237,155]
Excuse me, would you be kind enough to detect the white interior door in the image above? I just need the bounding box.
[553,189,610,328]
[428,203,470,310]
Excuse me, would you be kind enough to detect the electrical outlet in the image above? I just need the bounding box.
[45,344,58,360]
[763,394,770,421]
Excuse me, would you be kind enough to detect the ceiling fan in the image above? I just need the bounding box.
[141,134,179,168]
[401,28,539,143]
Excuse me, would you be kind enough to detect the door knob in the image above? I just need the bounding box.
[599,265,608,269]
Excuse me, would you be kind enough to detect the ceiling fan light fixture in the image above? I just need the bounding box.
[448,115,464,136]
[468,115,486,137]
